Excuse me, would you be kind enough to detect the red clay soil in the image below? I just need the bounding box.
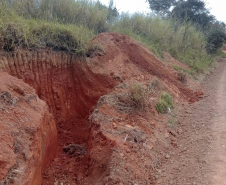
[0,71,57,185]
[90,32,203,103]
[0,32,203,184]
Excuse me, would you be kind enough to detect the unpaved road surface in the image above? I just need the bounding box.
[157,59,226,185]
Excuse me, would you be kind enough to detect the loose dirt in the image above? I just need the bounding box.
[155,58,226,185]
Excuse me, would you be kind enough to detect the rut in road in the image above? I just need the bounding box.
[156,58,226,185]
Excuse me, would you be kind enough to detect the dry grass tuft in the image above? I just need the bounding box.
[148,78,161,94]
[97,83,147,113]
[129,83,146,110]
[177,72,187,84]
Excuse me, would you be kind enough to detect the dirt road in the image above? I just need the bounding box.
[157,58,226,185]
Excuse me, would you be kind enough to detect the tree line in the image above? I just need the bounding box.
[146,0,226,53]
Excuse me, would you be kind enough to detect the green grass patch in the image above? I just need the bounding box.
[172,65,187,72]
[219,51,226,58]
[156,91,173,114]
[0,8,95,54]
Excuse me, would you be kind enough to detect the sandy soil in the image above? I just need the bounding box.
[156,58,226,185]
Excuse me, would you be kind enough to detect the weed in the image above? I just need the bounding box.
[177,72,187,84]
[169,118,175,126]
[129,83,146,110]
[218,50,226,58]
[156,91,173,114]
[86,42,104,57]
[148,78,161,94]
[97,83,147,113]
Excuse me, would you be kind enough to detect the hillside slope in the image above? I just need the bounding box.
[0,32,203,184]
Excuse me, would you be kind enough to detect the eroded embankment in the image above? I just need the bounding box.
[0,32,204,185]
[0,71,57,185]
[0,50,117,184]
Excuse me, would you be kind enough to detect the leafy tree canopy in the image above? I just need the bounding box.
[171,0,215,28]
[146,0,176,14]
[147,0,215,28]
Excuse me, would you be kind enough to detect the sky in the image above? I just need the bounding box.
[98,0,226,23]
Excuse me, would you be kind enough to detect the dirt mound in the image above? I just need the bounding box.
[0,32,203,184]
[0,71,57,185]
[91,32,202,103]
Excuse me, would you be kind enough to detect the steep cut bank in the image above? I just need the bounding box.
[0,49,116,184]
[0,71,57,185]
[0,32,203,184]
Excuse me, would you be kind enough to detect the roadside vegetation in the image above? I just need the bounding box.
[0,0,225,72]
[156,91,173,114]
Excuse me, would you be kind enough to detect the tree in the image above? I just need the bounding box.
[107,0,119,23]
[206,30,226,53]
[146,0,176,15]
[206,21,226,53]
[171,0,215,28]
[97,0,119,23]
[147,0,215,28]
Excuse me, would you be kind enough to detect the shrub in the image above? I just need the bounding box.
[129,83,146,109]
[148,78,161,93]
[177,72,187,84]
[156,91,173,113]
[206,30,226,54]
[97,83,147,113]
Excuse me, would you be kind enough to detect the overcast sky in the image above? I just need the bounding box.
[98,0,226,23]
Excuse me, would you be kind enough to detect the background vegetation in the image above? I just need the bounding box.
[0,0,225,72]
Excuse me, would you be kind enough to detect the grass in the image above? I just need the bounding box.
[218,50,226,58]
[0,0,110,34]
[129,83,146,109]
[169,118,175,126]
[148,78,161,94]
[113,13,214,72]
[0,6,95,54]
[0,0,216,73]
[156,91,173,114]
[97,82,147,113]
[177,72,187,84]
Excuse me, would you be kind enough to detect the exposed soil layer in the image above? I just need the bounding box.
[0,71,57,185]
[0,32,203,184]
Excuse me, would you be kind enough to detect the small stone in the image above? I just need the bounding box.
[164,132,170,138]
[166,154,170,159]
[178,129,183,134]
[112,122,117,129]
